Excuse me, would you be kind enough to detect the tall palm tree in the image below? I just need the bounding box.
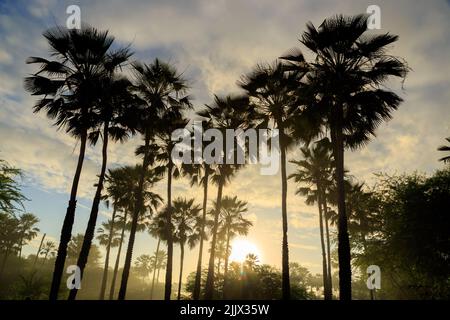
[181,127,213,300]
[289,141,333,299]
[438,137,450,163]
[148,209,169,300]
[239,62,306,299]
[25,26,123,300]
[98,167,128,299]
[118,59,190,300]
[154,113,190,300]
[39,241,57,264]
[96,219,121,298]
[16,213,40,258]
[172,197,202,300]
[68,58,138,300]
[198,95,253,299]
[286,14,408,299]
[216,196,252,284]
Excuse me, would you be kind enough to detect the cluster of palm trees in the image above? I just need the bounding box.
[25,13,408,300]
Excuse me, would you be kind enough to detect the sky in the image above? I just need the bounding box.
[1,0,449,286]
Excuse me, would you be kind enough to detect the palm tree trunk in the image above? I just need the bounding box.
[43,252,49,265]
[33,233,46,268]
[193,169,208,300]
[323,197,333,297]
[177,243,185,300]
[164,160,174,300]
[49,130,87,300]
[99,205,117,299]
[69,122,109,300]
[204,178,224,299]
[118,135,151,300]
[222,228,231,298]
[150,238,161,299]
[331,114,352,300]
[18,232,24,258]
[317,188,330,300]
[279,125,290,300]
[109,210,127,300]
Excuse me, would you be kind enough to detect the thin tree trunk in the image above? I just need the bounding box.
[18,233,24,258]
[323,197,333,298]
[150,238,161,300]
[177,243,184,300]
[279,125,290,300]
[99,205,117,299]
[69,122,109,300]
[109,210,127,300]
[42,252,49,265]
[331,114,352,300]
[118,135,150,300]
[33,233,46,268]
[222,228,231,298]
[317,188,330,300]
[49,130,87,300]
[193,169,208,300]
[204,179,224,299]
[164,161,174,300]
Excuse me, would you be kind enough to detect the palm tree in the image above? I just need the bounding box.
[0,213,21,277]
[239,62,306,299]
[289,141,333,299]
[134,254,153,281]
[0,160,27,213]
[16,213,40,258]
[98,167,128,299]
[148,209,169,300]
[25,26,123,300]
[96,219,121,298]
[33,233,46,268]
[154,113,190,300]
[286,14,408,299]
[118,59,191,300]
[216,196,252,294]
[172,197,202,300]
[438,137,450,163]
[198,95,253,299]
[108,211,129,300]
[68,54,137,300]
[39,241,57,264]
[105,165,161,299]
[181,131,213,300]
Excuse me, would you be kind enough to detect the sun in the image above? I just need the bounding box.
[229,238,261,263]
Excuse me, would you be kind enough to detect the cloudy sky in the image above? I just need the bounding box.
[1,0,449,285]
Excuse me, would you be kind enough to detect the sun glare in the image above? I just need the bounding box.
[229,239,261,263]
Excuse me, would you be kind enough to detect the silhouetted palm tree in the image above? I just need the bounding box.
[0,160,27,213]
[118,59,190,300]
[172,197,202,300]
[239,62,305,299]
[198,95,253,299]
[96,219,121,298]
[39,241,57,264]
[216,196,252,286]
[286,14,408,299]
[438,138,450,163]
[16,213,40,258]
[289,140,333,299]
[181,125,214,299]
[25,26,124,300]
[134,254,153,281]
